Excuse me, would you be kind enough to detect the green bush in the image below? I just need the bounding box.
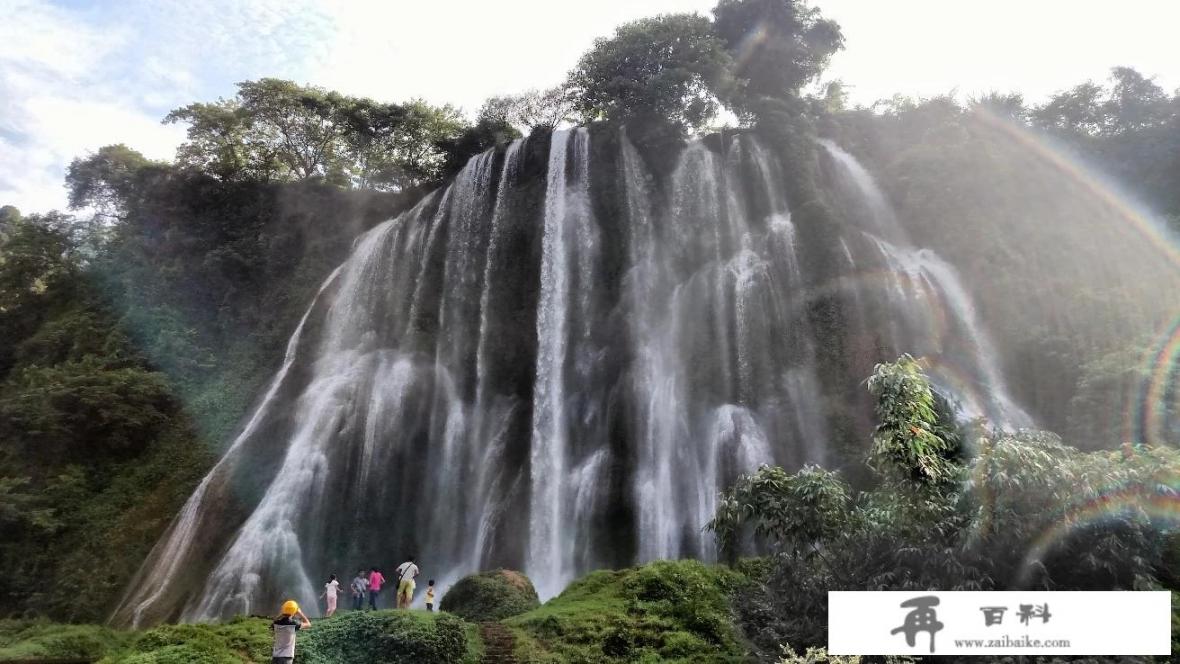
[107,617,271,663]
[507,560,748,663]
[440,569,541,622]
[0,612,477,664]
[299,610,474,664]
[0,619,128,660]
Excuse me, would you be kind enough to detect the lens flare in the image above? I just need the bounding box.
[1017,466,1180,587]
[973,107,1180,270]
[1126,317,1180,446]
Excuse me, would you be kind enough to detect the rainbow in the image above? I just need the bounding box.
[1129,316,1180,446]
[974,107,1180,450]
[972,107,1180,270]
[1016,471,1180,587]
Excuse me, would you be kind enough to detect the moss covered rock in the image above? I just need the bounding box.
[440,569,541,622]
[506,559,749,663]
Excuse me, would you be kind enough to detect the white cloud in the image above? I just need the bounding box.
[0,0,338,213]
[306,0,718,114]
[2,0,1178,213]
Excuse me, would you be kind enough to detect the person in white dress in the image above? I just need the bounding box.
[319,574,341,617]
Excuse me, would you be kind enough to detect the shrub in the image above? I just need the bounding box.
[440,569,541,622]
[300,610,473,664]
[110,617,270,663]
[507,560,748,663]
[0,619,128,660]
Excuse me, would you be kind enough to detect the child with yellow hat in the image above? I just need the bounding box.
[271,599,311,663]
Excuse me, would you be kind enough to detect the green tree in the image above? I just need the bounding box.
[65,145,160,220]
[479,85,576,133]
[234,78,349,181]
[569,14,734,134]
[1032,81,1108,136]
[711,0,843,116]
[968,91,1028,122]
[165,80,468,187]
[392,99,468,183]
[865,354,960,489]
[164,99,278,181]
[0,205,20,228]
[1104,66,1171,135]
[334,97,407,189]
[708,464,851,564]
[0,214,80,375]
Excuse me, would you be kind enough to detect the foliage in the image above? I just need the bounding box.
[479,86,576,133]
[777,644,914,663]
[298,610,475,664]
[709,464,851,563]
[435,116,521,179]
[1,357,174,457]
[0,612,476,664]
[508,560,749,663]
[110,617,271,663]
[66,145,164,220]
[164,79,468,188]
[439,569,541,622]
[712,357,1180,656]
[569,14,734,135]
[965,434,1180,591]
[0,619,129,660]
[865,354,961,489]
[712,0,844,116]
[0,173,414,621]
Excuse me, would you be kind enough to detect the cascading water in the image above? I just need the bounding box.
[112,129,1033,626]
[818,139,1034,428]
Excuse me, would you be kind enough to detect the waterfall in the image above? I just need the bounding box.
[112,129,1037,625]
[818,139,1034,429]
[527,128,588,598]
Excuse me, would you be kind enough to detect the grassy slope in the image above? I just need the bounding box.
[0,560,753,663]
[0,612,477,664]
[507,560,751,663]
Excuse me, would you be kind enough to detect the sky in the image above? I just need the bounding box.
[2,0,1178,214]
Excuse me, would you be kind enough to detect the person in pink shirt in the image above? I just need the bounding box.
[367,567,386,610]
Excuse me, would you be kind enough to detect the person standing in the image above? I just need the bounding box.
[271,600,311,664]
[424,579,436,612]
[367,567,386,610]
[350,569,368,611]
[320,574,340,617]
[395,557,419,609]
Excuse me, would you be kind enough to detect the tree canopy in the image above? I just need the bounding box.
[569,14,735,134]
[163,79,470,190]
[712,0,844,115]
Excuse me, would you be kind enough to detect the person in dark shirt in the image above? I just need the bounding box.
[271,600,311,663]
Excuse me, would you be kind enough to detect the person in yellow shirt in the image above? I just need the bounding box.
[395,556,419,609]
[424,579,436,612]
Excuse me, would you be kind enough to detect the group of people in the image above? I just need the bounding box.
[315,557,437,617]
[271,557,438,662]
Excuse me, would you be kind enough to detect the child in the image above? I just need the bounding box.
[271,600,311,664]
[319,573,340,617]
[425,579,436,612]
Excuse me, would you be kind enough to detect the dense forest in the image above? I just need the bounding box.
[1,1,1178,660]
